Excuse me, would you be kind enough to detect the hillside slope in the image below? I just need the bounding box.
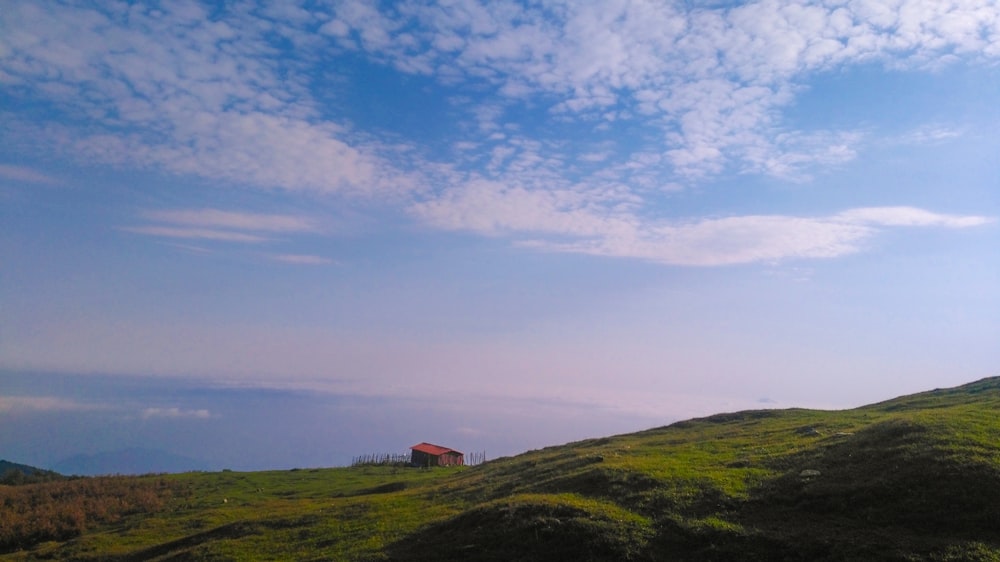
[4,377,1000,561]
[0,460,62,485]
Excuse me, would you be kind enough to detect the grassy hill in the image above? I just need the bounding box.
[3,377,1000,561]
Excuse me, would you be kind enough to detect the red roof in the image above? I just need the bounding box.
[410,442,463,456]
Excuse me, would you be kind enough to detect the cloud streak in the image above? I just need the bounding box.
[417,187,991,265]
[0,164,61,185]
[120,226,271,243]
[0,396,107,414]
[142,209,322,234]
[268,254,336,265]
[141,407,213,420]
[123,208,325,246]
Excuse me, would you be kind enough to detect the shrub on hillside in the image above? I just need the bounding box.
[0,476,187,552]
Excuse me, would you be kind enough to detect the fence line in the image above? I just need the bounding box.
[465,450,487,466]
[350,452,411,467]
[351,449,488,467]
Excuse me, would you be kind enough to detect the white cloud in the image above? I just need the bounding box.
[122,208,328,245]
[416,179,991,265]
[141,407,213,420]
[578,151,612,163]
[324,0,1000,179]
[144,209,321,233]
[742,130,864,180]
[123,209,345,264]
[412,178,638,239]
[120,226,270,243]
[0,164,60,185]
[9,0,995,195]
[556,207,992,265]
[269,254,336,265]
[0,2,405,196]
[836,206,995,228]
[453,427,483,437]
[2,0,997,267]
[60,109,392,196]
[0,396,106,413]
[529,213,876,266]
[895,125,966,145]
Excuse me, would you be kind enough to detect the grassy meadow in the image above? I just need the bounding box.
[3,377,1000,560]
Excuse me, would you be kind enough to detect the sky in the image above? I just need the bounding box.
[1,0,999,472]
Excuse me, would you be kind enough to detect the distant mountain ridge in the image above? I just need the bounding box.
[52,447,211,476]
[0,459,49,475]
[0,459,63,484]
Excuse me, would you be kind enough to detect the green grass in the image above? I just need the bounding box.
[2,466,458,561]
[385,493,653,562]
[4,376,1000,561]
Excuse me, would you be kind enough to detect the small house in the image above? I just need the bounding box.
[410,442,464,467]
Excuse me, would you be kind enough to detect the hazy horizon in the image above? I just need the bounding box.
[4,370,985,473]
[2,1,998,472]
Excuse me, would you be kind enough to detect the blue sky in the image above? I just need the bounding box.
[2,0,999,471]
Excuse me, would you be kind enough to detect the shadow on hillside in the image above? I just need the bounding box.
[385,495,651,562]
[736,418,1000,559]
